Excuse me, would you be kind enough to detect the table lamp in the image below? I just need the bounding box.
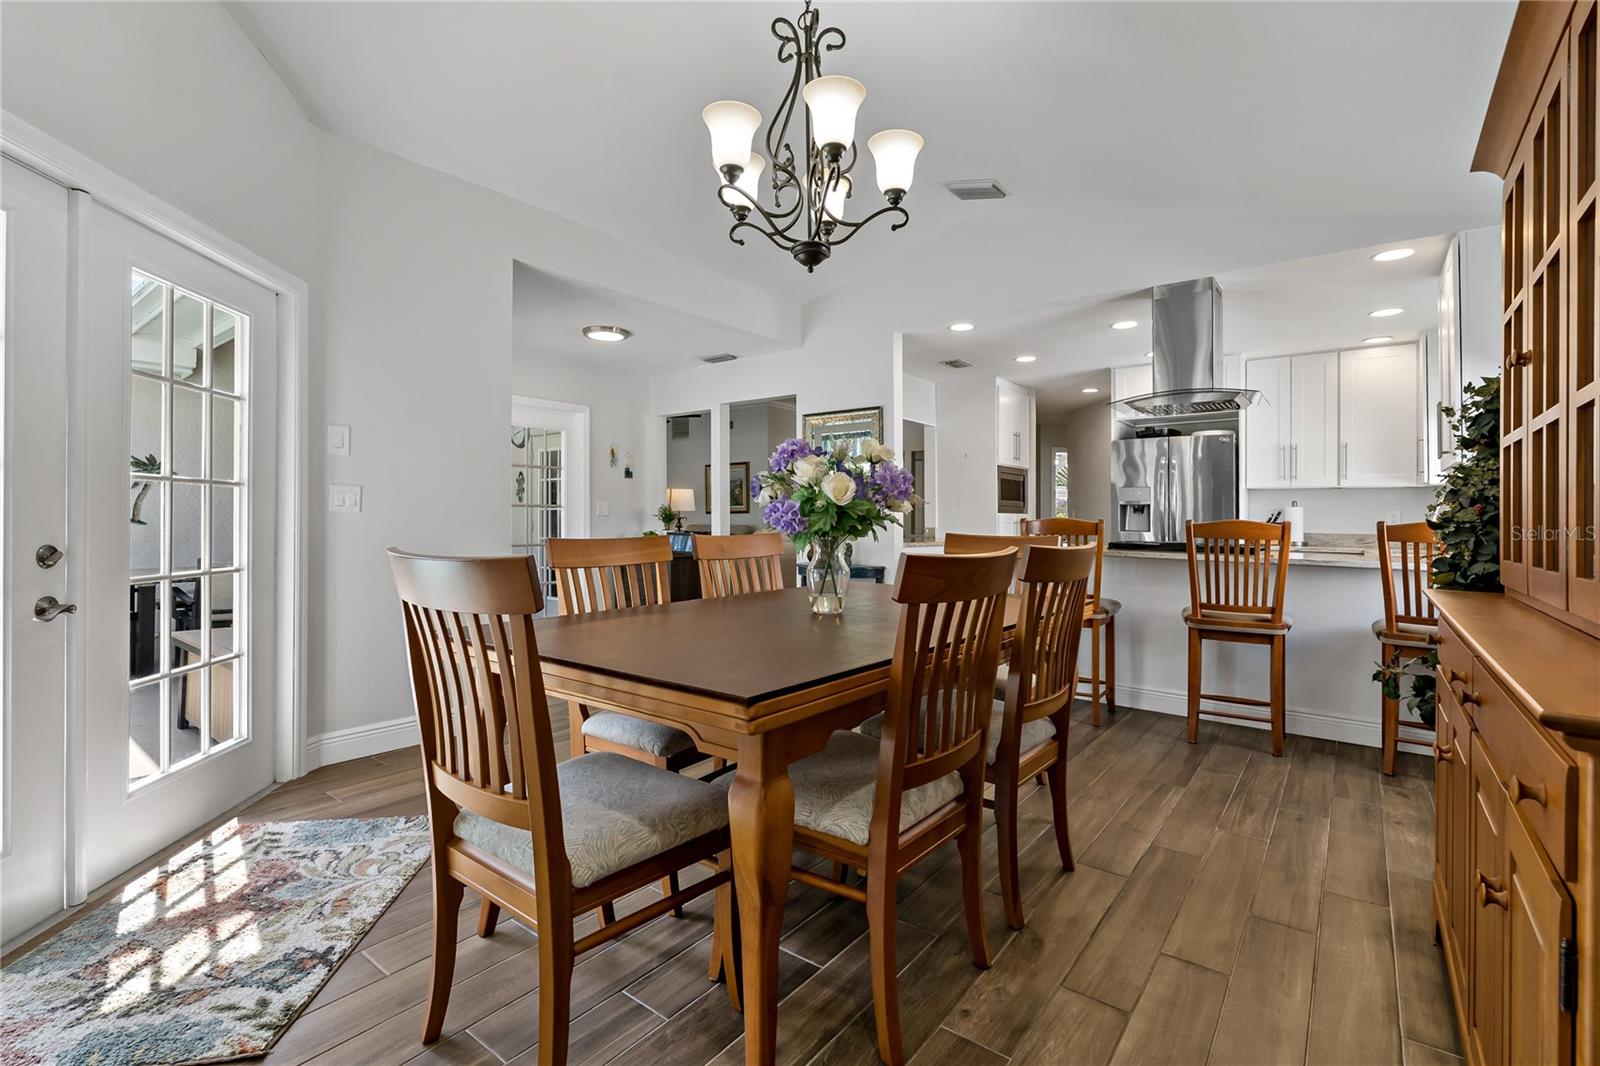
[667,488,696,532]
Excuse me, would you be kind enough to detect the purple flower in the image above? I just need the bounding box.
[873,461,916,502]
[763,496,806,536]
[770,437,821,473]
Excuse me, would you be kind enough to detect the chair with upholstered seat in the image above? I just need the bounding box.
[1375,520,1440,775]
[1024,517,1118,725]
[693,531,788,597]
[781,549,1015,1065]
[387,550,737,1065]
[1182,519,1293,756]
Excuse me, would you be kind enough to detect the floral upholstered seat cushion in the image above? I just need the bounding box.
[453,752,728,888]
[581,710,697,758]
[859,699,1056,766]
[784,730,963,846]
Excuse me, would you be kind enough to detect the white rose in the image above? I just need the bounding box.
[889,498,913,513]
[792,454,828,485]
[860,438,897,464]
[820,470,857,506]
[757,485,776,505]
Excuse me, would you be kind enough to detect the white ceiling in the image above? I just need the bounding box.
[512,261,781,368]
[228,1,1514,328]
[904,232,1459,417]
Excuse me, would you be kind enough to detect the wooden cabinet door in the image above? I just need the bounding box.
[1436,690,1469,978]
[1289,352,1340,486]
[1570,3,1600,625]
[1504,800,1575,1066]
[1245,356,1291,488]
[1469,733,1508,1066]
[1338,344,1423,486]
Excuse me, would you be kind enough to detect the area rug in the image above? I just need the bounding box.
[0,815,431,1065]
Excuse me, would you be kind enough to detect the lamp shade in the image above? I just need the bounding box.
[801,75,866,149]
[667,488,696,512]
[702,101,762,172]
[720,153,766,208]
[823,174,851,221]
[867,129,924,195]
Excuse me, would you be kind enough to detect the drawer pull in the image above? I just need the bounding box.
[1509,775,1548,807]
[1478,871,1509,910]
[1443,667,1468,688]
[1434,741,1455,763]
[1459,690,1482,708]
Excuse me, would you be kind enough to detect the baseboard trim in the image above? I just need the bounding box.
[304,716,420,771]
[1112,684,1435,751]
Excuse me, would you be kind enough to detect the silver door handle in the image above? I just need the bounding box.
[1417,437,1425,481]
[1292,444,1298,480]
[1341,442,1349,480]
[1279,444,1286,481]
[33,595,77,622]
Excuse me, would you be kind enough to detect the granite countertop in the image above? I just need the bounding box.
[1103,533,1383,570]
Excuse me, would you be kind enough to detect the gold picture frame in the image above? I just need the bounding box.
[704,461,752,514]
[802,406,885,459]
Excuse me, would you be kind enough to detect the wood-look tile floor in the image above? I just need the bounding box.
[198,705,1466,1065]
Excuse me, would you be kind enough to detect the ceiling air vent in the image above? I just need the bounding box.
[940,358,974,369]
[670,416,692,439]
[944,180,1008,202]
[701,352,738,364]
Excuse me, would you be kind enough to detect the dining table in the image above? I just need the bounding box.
[532,582,1020,1066]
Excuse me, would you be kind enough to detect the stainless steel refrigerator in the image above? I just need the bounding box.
[1109,430,1237,546]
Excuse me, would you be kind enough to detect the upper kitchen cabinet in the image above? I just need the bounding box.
[1244,352,1339,488]
[995,377,1033,467]
[1338,343,1424,486]
[1112,364,1154,419]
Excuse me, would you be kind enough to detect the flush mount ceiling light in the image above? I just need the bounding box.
[1081,387,1101,394]
[1363,335,1394,344]
[702,1,923,273]
[948,321,975,332]
[1371,248,1415,262]
[1014,354,1037,363]
[1110,320,1138,330]
[1369,307,1404,318]
[582,325,632,343]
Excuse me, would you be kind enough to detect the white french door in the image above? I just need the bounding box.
[79,206,279,890]
[1,158,71,944]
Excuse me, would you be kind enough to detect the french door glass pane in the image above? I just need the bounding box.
[125,269,248,786]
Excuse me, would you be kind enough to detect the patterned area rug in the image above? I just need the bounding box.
[0,816,430,1065]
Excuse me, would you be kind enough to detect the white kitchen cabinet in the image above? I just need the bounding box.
[1338,343,1423,486]
[1245,355,1292,488]
[1246,352,1341,488]
[995,378,1032,466]
[1112,365,1154,415]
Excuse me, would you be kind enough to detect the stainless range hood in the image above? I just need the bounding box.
[1109,277,1260,419]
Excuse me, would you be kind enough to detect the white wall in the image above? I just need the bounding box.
[1037,398,1113,524]
[903,373,936,426]
[933,377,998,536]
[1248,486,1436,534]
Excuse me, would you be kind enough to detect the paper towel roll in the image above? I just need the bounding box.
[1286,502,1305,546]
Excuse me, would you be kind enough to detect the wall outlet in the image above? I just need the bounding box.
[328,484,362,514]
[326,424,351,456]
[595,500,610,517]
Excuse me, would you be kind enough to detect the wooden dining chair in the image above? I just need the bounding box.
[693,532,788,597]
[1375,520,1440,775]
[387,550,738,1066]
[780,549,1015,1065]
[987,543,1092,929]
[1182,519,1293,756]
[943,531,1060,716]
[1024,517,1118,725]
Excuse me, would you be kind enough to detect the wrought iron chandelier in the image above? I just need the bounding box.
[702,1,924,273]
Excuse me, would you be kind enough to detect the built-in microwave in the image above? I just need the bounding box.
[997,466,1028,514]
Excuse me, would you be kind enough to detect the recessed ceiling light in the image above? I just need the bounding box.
[1369,307,1404,318]
[1110,320,1138,330]
[1145,351,1154,358]
[1081,387,1101,394]
[583,325,632,342]
[1363,335,1394,344]
[948,321,975,332]
[1014,354,1037,363]
[1371,248,1415,262]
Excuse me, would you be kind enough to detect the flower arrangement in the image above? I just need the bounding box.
[756,436,915,613]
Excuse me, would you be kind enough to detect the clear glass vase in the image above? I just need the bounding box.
[806,538,852,616]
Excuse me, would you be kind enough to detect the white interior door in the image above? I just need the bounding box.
[0,158,71,944]
[80,205,279,889]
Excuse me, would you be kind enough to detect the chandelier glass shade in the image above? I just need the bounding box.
[701,1,923,273]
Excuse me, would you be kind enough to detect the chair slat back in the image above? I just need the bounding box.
[944,531,1059,584]
[1007,545,1094,724]
[548,536,673,615]
[388,550,567,884]
[1377,520,1439,629]
[1184,519,1291,622]
[879,550,1015,801]
[1023,517,1106,608]
[694,532,787,598]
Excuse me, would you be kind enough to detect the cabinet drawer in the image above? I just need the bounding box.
[1437,620,1474,698]
[1467,665,1578,880]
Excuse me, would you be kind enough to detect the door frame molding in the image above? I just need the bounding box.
[1,112,310,900]
[512,394,591,540]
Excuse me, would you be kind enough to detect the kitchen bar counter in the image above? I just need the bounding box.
[1103,546,1381,569]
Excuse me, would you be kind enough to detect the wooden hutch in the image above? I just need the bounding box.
[1441,4,1600,1064]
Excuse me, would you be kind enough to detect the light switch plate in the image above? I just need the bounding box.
[328,484,362,514]
[595,500,610,517]
[326,424,351,456]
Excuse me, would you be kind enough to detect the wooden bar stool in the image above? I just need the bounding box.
[1182,519,1293,756]
[1374,520,1440,775]
[693,531,788,597]
[1024,517,1118,725]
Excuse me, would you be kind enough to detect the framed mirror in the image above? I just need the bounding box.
[802,406,884,459]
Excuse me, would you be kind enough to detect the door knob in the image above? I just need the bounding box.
[32,596,77,622]
[35,544,63,569]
